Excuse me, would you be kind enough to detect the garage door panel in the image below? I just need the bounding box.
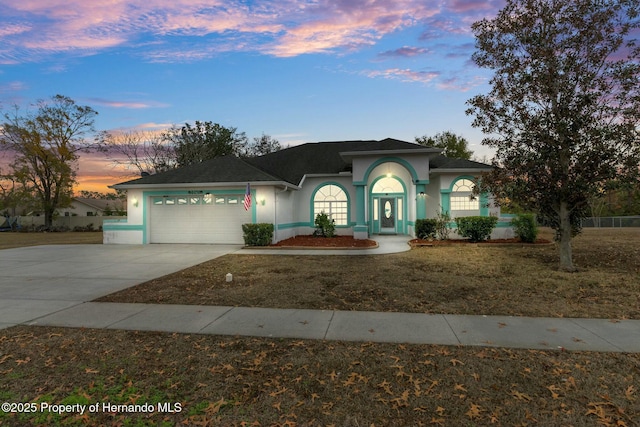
[149,196,250,244]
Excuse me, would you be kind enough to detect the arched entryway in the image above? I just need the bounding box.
[370,175,407,234]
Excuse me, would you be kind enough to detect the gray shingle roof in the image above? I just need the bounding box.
[429,155,492,170]
[113,138,491,188]
[113,155,281,187]
[245,138,428,185]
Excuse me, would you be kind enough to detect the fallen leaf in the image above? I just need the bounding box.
[466,403,483,419]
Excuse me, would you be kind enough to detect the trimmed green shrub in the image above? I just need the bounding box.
[455,216,498,242]
[313,212,335,237]
[511,213,538,243]
[242,223,274,246]
[415,218,438,240]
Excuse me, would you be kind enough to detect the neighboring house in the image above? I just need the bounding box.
[104,138,510,244]
[57,198,126,217]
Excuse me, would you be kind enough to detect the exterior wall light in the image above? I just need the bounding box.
[132,197,139,207]
[258,197,266,206]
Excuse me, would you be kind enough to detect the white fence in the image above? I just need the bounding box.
[581,216,640,227]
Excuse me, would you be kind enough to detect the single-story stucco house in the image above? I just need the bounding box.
[104,138,512,244]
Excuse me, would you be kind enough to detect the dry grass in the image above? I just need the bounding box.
[0,232,102,250]
[1,326,638,426]
[99,228,640,319]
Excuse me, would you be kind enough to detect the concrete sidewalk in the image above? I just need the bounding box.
[240,234,412,255]
[24,303,640,353]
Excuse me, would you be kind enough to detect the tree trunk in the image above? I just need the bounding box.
[44,206,54,230]
[558,201,576,271]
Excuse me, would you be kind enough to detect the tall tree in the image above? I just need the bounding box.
[466,0,640,271]
[165,121,248,167]
[416,131,474,159]
[0,95,98,229]
[97,129,176,176]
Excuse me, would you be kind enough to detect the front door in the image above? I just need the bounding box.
[380,197,396,234]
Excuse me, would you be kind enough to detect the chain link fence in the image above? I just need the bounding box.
[581,216,640,227]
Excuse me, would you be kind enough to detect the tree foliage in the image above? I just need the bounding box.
[0,95,98,228]
[466,0,640,270]
[243,133,282,157]
[165,121,248,167]
[97,130,176,176]
[416,131,473,159]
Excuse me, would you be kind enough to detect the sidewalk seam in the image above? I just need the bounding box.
[323,310,336,340]
[197,306,235,333]
[441,315,462,345]
[568,318,626,352]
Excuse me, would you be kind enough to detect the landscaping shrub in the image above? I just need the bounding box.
[415,218,437,240]
[242,223,274,246]
[511,213,538,243]
[435,209,452,240]
[313,212,335,237]
[455,216,498,242]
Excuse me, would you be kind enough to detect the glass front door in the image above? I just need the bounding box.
[380,197,395,233]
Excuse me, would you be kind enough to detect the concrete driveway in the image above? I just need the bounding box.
[0,244,241,329]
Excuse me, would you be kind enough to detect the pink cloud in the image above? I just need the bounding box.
[0,81,28,93]
[0,0,444,60]
[365,68,440,84]
[267,0,442,57]
[87,98,169,109]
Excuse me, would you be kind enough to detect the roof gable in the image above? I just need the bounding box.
[246,138,428,185]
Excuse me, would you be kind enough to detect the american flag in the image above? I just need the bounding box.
[243,183,251,211]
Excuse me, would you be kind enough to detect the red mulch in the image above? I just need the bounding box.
[272,235,378,248]
[409,238,552,246]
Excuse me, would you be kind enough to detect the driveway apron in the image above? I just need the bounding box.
[0,244,241,328]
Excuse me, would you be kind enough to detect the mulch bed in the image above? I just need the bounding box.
[271,235,378,248]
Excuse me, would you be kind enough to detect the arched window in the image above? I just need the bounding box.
[372,176,403,193]
[313,184,348,225]
[450,178,479,215]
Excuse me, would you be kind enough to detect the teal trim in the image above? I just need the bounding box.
[447,175,478,192]
[416,183,426,220]
[103,223,144,231]
[440,189,451,216]
[278,222,312,229]
[354,157,423,185]
[309,182,351,226]
[446,220,510,229]
[369,174,408,235]
[480,193,489,217]
[355,185,366,228]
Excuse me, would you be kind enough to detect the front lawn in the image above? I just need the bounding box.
[0,231,103,250]
[98,228,640,319]
[1,326,638,426]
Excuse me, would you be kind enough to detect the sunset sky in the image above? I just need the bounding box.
[0,0,505,193]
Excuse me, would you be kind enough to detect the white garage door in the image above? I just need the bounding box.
[149,194,251,244]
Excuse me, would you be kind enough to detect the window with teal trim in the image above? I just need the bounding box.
[450,178,479,216]
[314,185,348,226]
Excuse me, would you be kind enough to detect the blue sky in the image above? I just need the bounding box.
[0,0,504,192]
